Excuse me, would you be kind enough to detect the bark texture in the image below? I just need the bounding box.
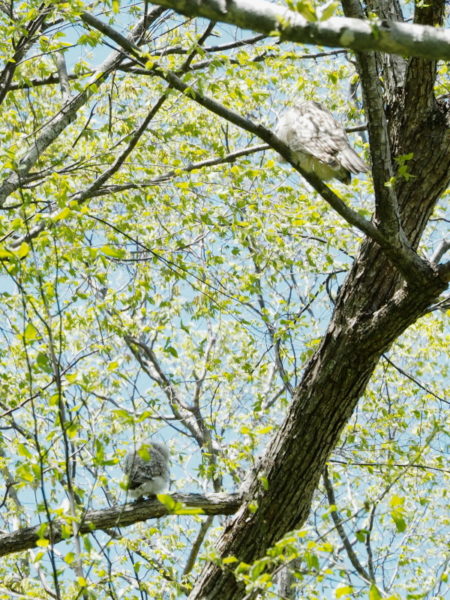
[0,493,241,557]
[187,1,450,598]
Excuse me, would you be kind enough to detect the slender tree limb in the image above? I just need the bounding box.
[329,459,450,474]
[0,493,241,558]
[73,12,443,288]
[124,335,206,445]
[365,503,377,582]
[431,240,450,265]
[382,354,448,404]
[322,466,373,583]
[0,4,53,104]
[183,515,215,576]
[0,7,166,207]
[7,72,88,91]
[246,235,295,398]
[147,0,450,61]
[342,0,403,245]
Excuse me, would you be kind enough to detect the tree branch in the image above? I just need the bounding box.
[72,11,442,289]
[0,7,166,207]
[148,0,450,61]
[322,466,372,583]
[0,4,53,104]
[124,335,206,445]
[0,492,241,558]
[342,0,403,244]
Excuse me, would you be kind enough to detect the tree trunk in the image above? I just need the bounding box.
[189,1,450,597]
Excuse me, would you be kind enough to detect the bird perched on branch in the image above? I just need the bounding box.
[275,100,368,184]
[123,441,170,499]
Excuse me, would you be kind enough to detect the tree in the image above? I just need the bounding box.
[0,1,448,599]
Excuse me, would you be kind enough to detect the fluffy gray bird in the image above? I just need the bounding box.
[123,441,170,499]
[275,100,368,184]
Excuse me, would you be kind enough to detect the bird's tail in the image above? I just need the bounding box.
[339,146,369,175]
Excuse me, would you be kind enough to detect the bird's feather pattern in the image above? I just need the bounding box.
[123,441,170,497]
[276,101,368,183]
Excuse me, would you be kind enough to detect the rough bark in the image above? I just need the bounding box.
[0,493,241,557]
[183,2,450,598]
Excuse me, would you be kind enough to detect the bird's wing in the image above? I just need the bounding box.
[280,102,365,169]
[297,103,347,163]
[124,447,167,484]
[131,458,166,484]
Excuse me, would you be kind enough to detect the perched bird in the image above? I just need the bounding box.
[275,100,369,184]
[123,441,170,499]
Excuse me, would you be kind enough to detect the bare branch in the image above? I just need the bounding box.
[74,11,441,287]
[53,51,71,101]
[0,493,241,558]
[183,515,215,576]
[147,0,450,61]
[124,336,205,445]
[322,466,372,583]
[431,239,450,264]
[0,7,166,207]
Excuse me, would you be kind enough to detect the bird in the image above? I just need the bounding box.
[275,100,369,184]
[123,441,170,499]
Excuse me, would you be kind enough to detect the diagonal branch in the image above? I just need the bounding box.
[69,12,441,288]
[322,466,372,584]
[0,6,166,207]
[124,335,205,445]
[0,4,53,104]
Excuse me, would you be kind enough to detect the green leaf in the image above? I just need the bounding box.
[23,322,40,342]
[369,584,382,600]
[0,247,13,259]
[65,551,76,564]
[156,493,203,514]
[52,207,71,222]
[319,1,339,21]
[100,245,125,258]
[289,0,317,21]
[156,493,178,510]
[36,352,52,373]
[257,425,273,435]
[164,345,178,357]
[222,556,238,565]
[304,551,319,570]
[356,529,368,542]
[392,512,407,532]
[13,242,30,258]
[16,443,33,459]
[259,475,269,490]
[336,586,353,598]
[16,463,35,482]
[172,506,204,515]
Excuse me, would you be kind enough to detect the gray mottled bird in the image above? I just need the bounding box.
[123,441,170,499]
[275,100,369,184]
